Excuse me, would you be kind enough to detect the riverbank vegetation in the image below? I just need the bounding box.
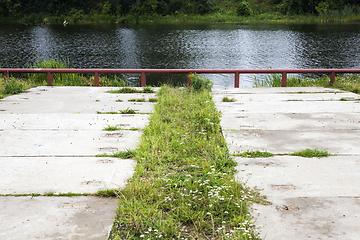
[1,0,360,24]
[109,82,266,239]
[253,73,360,94]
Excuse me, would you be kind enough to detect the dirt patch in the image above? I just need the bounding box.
[256,162,278,167]
[99,147,118,152]
[272,184,296,190]
[96,159,114,164]
[81,180,102,186]
[60,203,89,209]
[105,133,123,138]
[276,205,300,211]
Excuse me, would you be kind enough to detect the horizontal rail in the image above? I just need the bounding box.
[1,68,360,87]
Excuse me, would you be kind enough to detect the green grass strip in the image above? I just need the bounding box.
[110,85,265,240]
[290,148,332,158]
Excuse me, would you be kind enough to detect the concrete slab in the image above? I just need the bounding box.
[0,157,135,194]
[214,87,360,239]
[0,196,117,240]
[0,86,156,239]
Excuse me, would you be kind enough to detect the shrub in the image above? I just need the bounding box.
[237,1,252,16]
[4,78,25,95]
[188,73,214,92]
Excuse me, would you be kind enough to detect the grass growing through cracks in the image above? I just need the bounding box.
[109,85,265,240]
[290,148,331,158]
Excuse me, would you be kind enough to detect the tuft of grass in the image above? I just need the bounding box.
[108,87,138,93]
[44,192,55,196]
[115,99,123,102]
[108,86,155,94]
[95,149,136,159]
[235,150,274,158]
[95,189,121,198]
[112,149,136,159]
[142,86,155,93]
[148,98,158,102]
[119,108,136,114]
[128,98,146,102]
[97,111,119,114]
[290,148,332,158]
[103,125,122,131]
[109,85,264,240]
[222,96,237,102]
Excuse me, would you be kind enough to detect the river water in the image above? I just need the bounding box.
[1,23,359,87]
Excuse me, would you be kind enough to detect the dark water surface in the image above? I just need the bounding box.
[1,23,359,87]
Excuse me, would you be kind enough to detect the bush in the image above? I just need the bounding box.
[237,1,252,16]
[4,78,25,95]
[188,74,214,92]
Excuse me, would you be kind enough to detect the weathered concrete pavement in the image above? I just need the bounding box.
[213,87,360,240]
[0,86,155,239]
[1,86,360,239]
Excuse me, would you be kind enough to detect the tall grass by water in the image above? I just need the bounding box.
[27,58,126,86]
[109,84,266,239]
[253,73,360,94]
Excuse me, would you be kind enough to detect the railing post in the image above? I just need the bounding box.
[235,72,239,88]
[141,72,146,87]
[94,72,99,86]
[47,72,52,85]
[188,72,192,87]
[330,72,335,86]
[282,72,287,87]
[4,71,8,80]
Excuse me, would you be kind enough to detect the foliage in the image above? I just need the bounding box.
[128,98,146,102]
[222,96,236,102]
[253,73,360,95]
[236,149,274,158]
[119,107,136,114]
[26,58,126,86]
[189,73,214,92]
[103,125,122,131]
[110,85,266,239]
[290,148,332,158]
[237,1,252,16]
[3,77,25,94]
[108,86,155,94]
[1,0,360,24]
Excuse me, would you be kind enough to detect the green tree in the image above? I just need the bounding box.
[237,1,252,16]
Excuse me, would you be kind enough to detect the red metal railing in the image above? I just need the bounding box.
[1,68,360,87]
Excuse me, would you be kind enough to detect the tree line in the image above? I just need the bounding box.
[1,0,359,19]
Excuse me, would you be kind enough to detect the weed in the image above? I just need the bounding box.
[108,86,155,94]
[108,87,138,93]
[95,189,121,197]
[95,149,136,159]
[115,99,123,102]
[95,99,100,102]
[290,148,332,158]
[128,98,146,102]
[189,73,214,92]
[142,86,155,93]
[97,111,119,114]
[148,98,158,102]
[222,96,236,102]
[4,78,25,94]
[44,192,55,196]
[119,108,136,114]
[103,125,122,131]
[235,149,274,158]
[112,149,136,158]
